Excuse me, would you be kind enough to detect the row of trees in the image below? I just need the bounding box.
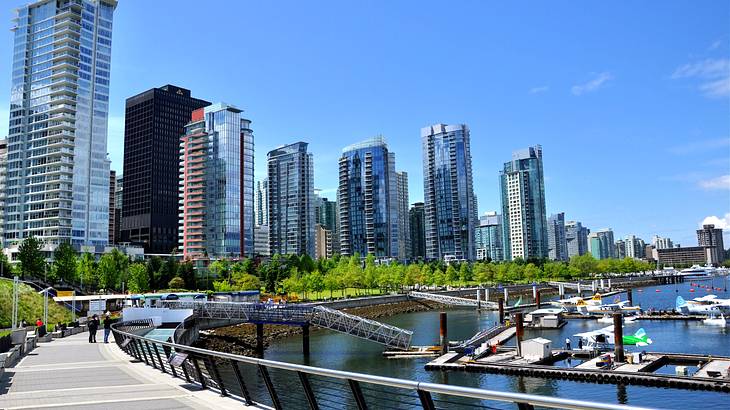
[1,237,661,296]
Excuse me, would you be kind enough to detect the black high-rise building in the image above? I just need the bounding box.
[409,202,426,260]
[121,85,210,254]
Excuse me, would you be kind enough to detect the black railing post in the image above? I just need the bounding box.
[206,358,228,397]
[517,402,535,410]
[181,359,192,383]
[144,341,158,369]
[298,371,319,410]
[417,390,435,410]
[348,379,368,410]
[259,364,282,410]
[230,359,253,405]
[163,346,177,378]
[192,357,207,389]
[139,340,150,365]
[153,343,167,374]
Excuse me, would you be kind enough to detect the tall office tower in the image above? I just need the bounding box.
[396,171,410,261]
[565,221,589,258]
[588,228,615,259]
[314,195,339,254]
[547,212,568,261]
[409,202,425,261]
[625,235,645,259]
[338,137,400,258]
[475,211,504,261]
[0,139,7,247]
[114,175,122,244]
[500,145,548,261]
[314,224,333,260]
[267,142,315,256]
[421,124,478,261]
[122,85,209,253]
[179,104,254,259]
[615,239,626,259]
[108,170,116,244]
[4,0,117,248]
[254,179,269,226]
[697,224,725,265]
[254,225,270,257]
[652,235,673,250]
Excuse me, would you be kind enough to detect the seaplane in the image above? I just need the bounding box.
[574,326,653,351]
[702,310,727,327]
[551,294,602,313]
[597,314,638,324]
[676,295,730,314]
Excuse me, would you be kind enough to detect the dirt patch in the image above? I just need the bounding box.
[193,299,446,356]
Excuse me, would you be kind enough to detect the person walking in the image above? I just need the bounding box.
[88,315,99,343]
[565,338,571,350]
[103,313,113,343]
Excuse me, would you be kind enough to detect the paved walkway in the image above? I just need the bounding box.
[0,333,252,409]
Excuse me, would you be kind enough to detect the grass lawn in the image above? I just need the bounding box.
[287,287,388,302]
[0,278,72,328]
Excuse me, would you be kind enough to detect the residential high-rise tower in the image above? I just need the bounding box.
[267,142,315,256]
[4,0,118,248]
[421,124,477,261]
[500,145,548,260]
[565,221,589,258]
[547,212,568,261]
[409,202,426,261]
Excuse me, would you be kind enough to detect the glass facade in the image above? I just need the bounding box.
[475,212,503,261]
[500,145,548,260]
[179,103,254,259]
[547,212,568,261]
[566,220,589,258]
[4,0,117,248]
[338,137,400,258]
[422,124,477,261]
[267,142,315,256]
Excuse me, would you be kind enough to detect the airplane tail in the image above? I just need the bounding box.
[514,296,522,307]
[676,296,687,309]
[634,328,646,338]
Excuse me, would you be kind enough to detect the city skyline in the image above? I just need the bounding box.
[0,1,728,246]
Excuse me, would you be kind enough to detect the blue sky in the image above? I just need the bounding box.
[0,0,728,246]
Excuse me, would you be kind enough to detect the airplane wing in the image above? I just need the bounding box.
[574,325,614,338]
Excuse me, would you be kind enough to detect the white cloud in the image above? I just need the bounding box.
[671,58,730,98]
[709,39,723,51]
[571,72,613,96]
[529,85,549,94]
[698,175,730,190]
[701,213,730,229]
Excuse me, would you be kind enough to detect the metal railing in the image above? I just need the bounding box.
[112,320,653,410]
[409,291,498,308]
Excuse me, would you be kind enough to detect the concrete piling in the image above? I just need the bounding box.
[440,312,448,354]
[256,323,264,357]
[302,324,310,356]
[627,289,633,306]
[535,290,541,307]
[498,298,504,324]
[515,312,524,357]
[477,289,482,310]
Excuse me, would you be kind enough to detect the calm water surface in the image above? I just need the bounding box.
[263,280,730,409]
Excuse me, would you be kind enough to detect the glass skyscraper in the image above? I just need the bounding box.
[566,220,589,258]
[267,142,315,256]
[4,0,117,248]
[547,212,568,261]
[588,228,615,260]
[409,202,426,261]
[475,211,503,262]
[338,137,400,258]
[500,145,548,260]
[179,103,254,259]
[422,124,478,261]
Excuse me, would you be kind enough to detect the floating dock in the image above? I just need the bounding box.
[426,350,730,392]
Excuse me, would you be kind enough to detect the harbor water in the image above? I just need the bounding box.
[261,280,729,409]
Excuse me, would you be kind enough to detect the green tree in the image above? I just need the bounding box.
[77,252,97,290]
[234,273,261,291]
[97,253,120,291]
[53,243,77,284]
[446,265,458,283]
[458,263,472,283]
[168,276,186,289]
[0,252,13,278]
[127,263,149,293]
[323,270,341,298]
[146,256,163,289]
[178,261,197,290]
[158,256,179,289]
[18,236,45,280]
[569,254,597,277]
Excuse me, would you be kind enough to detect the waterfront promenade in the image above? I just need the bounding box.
[0,333,249,410]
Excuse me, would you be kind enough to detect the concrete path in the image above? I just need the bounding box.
[0,332,253,409]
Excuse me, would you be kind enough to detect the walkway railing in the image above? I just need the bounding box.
[111,320,653,410]
[409,291,498,308]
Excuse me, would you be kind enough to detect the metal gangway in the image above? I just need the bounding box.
[161,300,413,350]
[453,324,510,352]
[409,291,498,308]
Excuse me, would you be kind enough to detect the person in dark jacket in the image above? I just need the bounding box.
[103,313,113,343]
[88,315,99,343]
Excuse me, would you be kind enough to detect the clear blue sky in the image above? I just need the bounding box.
[0,0,728,246]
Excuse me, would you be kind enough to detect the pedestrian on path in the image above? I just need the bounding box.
[565,338,571,350]
[88,314,99,343]
[103,312,113,343]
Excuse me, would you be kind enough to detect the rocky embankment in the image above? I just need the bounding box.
[194,299,446,356]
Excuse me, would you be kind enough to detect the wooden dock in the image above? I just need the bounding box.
[425,350,730,393]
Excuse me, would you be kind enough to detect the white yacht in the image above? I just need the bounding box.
[679,265,716,278]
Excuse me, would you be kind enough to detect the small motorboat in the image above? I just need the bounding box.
[703,312,727,327]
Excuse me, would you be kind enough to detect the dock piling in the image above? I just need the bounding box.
[477,289,482,310]
[503,287,508,302]
[440,312,448,354]
[256,323,264,357]
[498,298,504,324]
[613,313,624,363]
[535,290,541,308]
[626,289,633,306]
[515,312,524,357]
[485,288,490,302]
[302,324,310,356]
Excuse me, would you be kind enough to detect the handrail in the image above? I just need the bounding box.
[111,320,654,410]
